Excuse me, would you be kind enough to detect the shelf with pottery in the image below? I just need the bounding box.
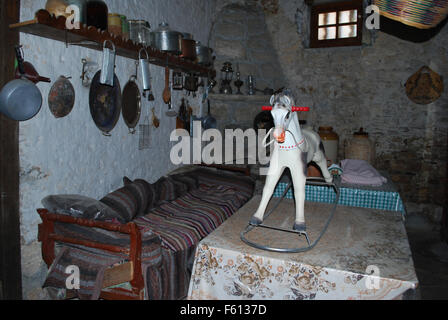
[9,10,215,78]
[208,93,271,103]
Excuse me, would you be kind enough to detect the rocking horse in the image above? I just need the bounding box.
[241,91,340,253]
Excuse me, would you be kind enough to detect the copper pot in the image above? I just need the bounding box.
[180,33,197,61]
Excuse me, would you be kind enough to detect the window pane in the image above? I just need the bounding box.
[318,27,337,40]
[339,10,358,24]
[318,12,337,26]
[338,24,357,38]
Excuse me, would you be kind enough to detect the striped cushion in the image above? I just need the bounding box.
[134,179,158,214]
[170,173,199,194]
[100,186,139,223]
[154,177,178,206]
[123,177,157,217]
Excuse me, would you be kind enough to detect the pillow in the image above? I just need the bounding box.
[123,177,157,217]
[100,185,140,223]
[170,173,199,194]
[154,176,178,206]
[41,195,125,224]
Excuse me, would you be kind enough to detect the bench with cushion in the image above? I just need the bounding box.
[38,166,255,300]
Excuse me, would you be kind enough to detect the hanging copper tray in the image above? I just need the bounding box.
[89,70,122,135]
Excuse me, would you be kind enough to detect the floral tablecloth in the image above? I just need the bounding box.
[187,196,418,300]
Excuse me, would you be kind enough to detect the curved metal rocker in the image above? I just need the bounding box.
[240,177,340,254]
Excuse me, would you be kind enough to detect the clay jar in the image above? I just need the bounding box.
[86,0,108,31]
[45,0,70,18]
[318,126,339,166]
[345,128,376,164]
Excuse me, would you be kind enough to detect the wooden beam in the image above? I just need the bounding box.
[0,0,22,300]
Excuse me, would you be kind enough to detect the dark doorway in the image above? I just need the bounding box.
[0,0,22,300]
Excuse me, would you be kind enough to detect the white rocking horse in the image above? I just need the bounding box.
[250,92,333,232]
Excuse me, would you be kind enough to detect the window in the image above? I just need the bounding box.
[310,0,363,48]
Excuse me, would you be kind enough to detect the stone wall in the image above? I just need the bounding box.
[210,3,286,95]
[213,0,448,223]
[263,0,448,223]
[207,2,286,159]
[18,0,215,299]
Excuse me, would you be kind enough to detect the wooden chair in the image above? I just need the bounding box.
[37,209,146,300]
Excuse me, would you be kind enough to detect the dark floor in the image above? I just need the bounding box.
[405,214,448,300]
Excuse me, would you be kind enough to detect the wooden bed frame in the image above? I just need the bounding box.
[37,164,252,300]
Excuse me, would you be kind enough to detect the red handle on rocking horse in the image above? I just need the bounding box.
[262,106,310,112]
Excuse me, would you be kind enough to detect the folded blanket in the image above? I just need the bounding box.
[341,159,387,187]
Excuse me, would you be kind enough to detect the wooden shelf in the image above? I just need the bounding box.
[10,10,216,78]
[208,93,271,103]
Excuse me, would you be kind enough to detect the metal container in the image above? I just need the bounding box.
[100,40,116,86]
[108,13,122,36]
[129,20,151,46]
[180,33,197,61]
[151,22,182,54]
[195,41,213,66]
[139,48,151,92]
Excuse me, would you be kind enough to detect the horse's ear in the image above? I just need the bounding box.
[270,95,275,106]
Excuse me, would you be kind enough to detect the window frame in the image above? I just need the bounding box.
[310,0,364,48]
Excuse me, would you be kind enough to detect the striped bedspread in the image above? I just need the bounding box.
[135,172,254,299]
[134,184,251,252]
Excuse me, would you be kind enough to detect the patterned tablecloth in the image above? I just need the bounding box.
[187,196,418,300]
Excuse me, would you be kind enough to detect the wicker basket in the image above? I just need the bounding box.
[406,66,444,105]
[374,0,448,29]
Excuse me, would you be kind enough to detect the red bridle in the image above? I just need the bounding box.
[262,106,310,112]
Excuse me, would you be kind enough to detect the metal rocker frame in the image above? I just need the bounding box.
[241,177,340,253]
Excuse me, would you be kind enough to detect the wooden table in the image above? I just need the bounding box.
[187,196,418,300]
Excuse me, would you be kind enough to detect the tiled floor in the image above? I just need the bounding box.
[405,214,448,300]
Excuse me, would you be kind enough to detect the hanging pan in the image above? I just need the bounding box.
[89,70,122,136]
[202,99,217,130]
[48,76,75,118]
[122,61,141,134]
[0,46,43,121]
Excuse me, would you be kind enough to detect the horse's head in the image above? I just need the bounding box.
[270,93,295,144]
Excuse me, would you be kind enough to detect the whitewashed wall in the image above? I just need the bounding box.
[19,0,216,299]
